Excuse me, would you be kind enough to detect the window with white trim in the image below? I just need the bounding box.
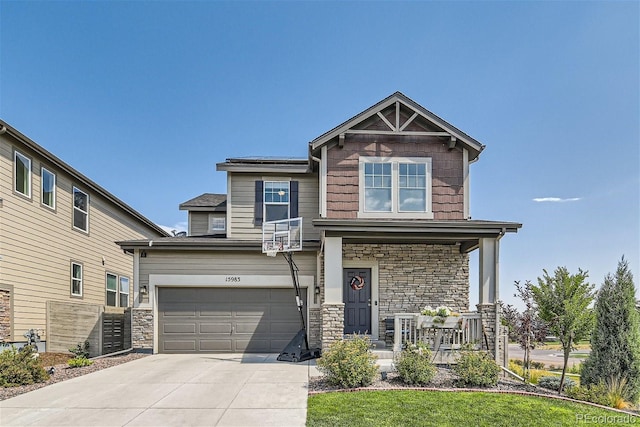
[41,167,56,209]
[209,215,226,233]
[73,187,89,232]
[264,181,290,222]
[71,262,83,297]
[106,273,130,307]
[14,151,31,198]
[119,277,129,308]
[359,156,433,218]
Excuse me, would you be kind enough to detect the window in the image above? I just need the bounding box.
[106,273,130,307]
[264,181,290,222]
[71,262,83,297]
[73,187,89,232]
[119,277,129,308]
[209,215,225,232]
[41,167,56,209]
[359,157,433,218]
[14,151,31,197]
[106,273,117,306]
[254,180,298,226]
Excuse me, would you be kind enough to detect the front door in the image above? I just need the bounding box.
[343,268,371,334]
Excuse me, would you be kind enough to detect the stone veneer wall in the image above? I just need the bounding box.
[132,308,153,351]
[343,243,469,341]
[308,307,322,348]
[0,288,11,341]
[321,303,345,350]
[477,303,506,366]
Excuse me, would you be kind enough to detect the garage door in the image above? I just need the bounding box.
[158,287,306,353]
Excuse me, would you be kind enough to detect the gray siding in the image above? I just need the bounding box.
[189,211,225,236]
[138,250,317,292]
[227,173,319,241]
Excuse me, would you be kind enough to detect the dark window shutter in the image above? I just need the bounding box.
[290,181,299,218]
[254,180,263,226]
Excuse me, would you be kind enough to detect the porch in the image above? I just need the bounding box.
[388,312,508,364]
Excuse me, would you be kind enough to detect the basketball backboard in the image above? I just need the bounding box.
[262,217,302,255]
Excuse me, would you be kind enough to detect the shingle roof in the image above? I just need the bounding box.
[179,193,227,211]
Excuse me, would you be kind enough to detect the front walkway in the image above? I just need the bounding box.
[0,354,310,427]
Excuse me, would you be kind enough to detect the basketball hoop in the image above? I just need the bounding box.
[266,249,278,257]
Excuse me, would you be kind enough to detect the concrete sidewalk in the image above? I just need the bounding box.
[0,353,310,427]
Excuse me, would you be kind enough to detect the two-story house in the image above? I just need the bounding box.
[0,121,169,354]
[118,92,521,366]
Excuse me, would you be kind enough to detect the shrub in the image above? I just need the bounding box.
[394,343,436,386]
[567,362,582,375]
[606,375,634,410]
[316,335,378,388]
[0,346,49,387]
[69,340,90,359]
[538,375,576,391]
[67,356,94,368]
[565,382,609,406]
[453,349,500,387]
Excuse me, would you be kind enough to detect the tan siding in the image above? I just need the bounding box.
[0,134,162,341]
[326,134,464,219]
[228,173,319,240]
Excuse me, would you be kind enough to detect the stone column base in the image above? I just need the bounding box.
[132,308,153,352]
[321,303,345,350]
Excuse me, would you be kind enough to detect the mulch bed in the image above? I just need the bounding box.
[0,351,148,401]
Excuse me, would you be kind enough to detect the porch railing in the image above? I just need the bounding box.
[393,312,483,355]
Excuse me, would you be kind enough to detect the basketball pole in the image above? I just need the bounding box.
[282,251,309,351]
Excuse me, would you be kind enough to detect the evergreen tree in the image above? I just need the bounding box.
[581,258,640,403]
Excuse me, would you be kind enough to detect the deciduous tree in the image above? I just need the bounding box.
[532,267,595,393]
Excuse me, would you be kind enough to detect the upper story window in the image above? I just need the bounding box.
[359,156,433,218]
[209,215,226,232]
[14,151,32,198]
[41,167,56,209]
[254,180,299,226]
[71,262,83,297]
[264,181,290,222]
[73,187,89,232]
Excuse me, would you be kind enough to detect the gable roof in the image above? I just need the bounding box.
[0,120,170,237]
[179,193,227,212]
[309,92,485,161]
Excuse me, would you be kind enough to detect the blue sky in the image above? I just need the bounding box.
[1,1,638,309]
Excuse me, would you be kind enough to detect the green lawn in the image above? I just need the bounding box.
[307,390,638,427]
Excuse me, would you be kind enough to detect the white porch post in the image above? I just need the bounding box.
[322,236,344,349]
[478,237,505,365]
[478,237,500,304]
[324,236,343,303]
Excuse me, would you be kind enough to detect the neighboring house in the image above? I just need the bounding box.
[0,120,169,354]
[118,92,521,365]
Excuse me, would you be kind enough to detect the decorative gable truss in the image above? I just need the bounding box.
[310,92,484,161]
[310,92,483,220]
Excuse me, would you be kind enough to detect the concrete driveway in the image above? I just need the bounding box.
[0,353,311,427]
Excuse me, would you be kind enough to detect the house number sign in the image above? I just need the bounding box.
[225,276,241,283]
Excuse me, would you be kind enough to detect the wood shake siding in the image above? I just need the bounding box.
[228,172,319,240]
[0,133,162,340]
[326,135,464,219]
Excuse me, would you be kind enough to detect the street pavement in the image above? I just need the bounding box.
[508,343,590,368]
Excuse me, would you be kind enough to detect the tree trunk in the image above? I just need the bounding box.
[559,341,571,394]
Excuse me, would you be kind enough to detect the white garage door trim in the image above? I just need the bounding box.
[149,274,314,354]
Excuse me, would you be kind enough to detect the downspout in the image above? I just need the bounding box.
[495,227,506,365]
